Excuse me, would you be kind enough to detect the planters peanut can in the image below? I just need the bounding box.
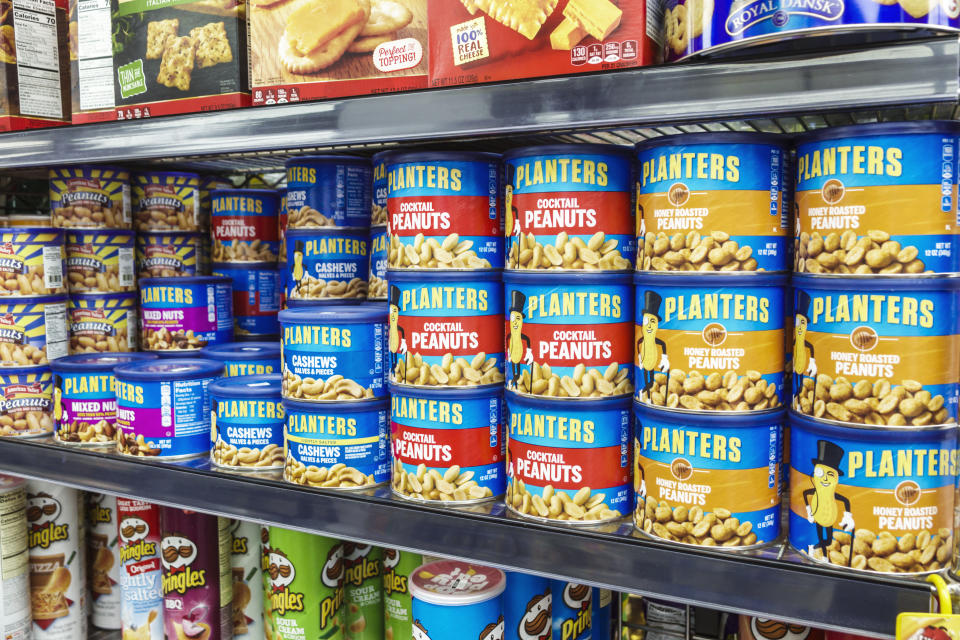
[637,133,789,273]
[795,122,960,275]
[791,275,960,426]
[504,144,634,271]
[789,413,958,574]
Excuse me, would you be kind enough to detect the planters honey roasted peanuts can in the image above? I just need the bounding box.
[387,152,503,270]
[791,275,960,426]
[637,133,790,273]
[789,413,958,574]
[504,144,635,271]
[795,122,960,275]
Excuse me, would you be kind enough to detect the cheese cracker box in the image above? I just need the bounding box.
[428,0,655,87]
[248,0,426,106]
[70,0,248,122]
[0,0,70,130]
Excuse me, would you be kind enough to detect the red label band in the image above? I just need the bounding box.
[512,191,632,235]
[389,195,499,236]
[509,439,629,490]
[399,315,502,356]
[507,321,633,367]
[391,422,501,468]
[213,216,278,242]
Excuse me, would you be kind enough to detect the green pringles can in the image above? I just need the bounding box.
[343,543,384,640]
[267,527,345,640]
[382,548,423,640]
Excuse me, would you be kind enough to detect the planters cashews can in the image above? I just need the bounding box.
[504,144,635,271]
[387,152,502,270]
[210,374,285,471]
[791,275,960,426]
[285,227,369,302]
[285,155,372,228]
[409,560,505,640]
[795,122,960,275]
[200,342,281,377]
[637,133,790,273]
[789,412,958,574]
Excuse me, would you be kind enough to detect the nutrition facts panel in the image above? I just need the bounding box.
[12,0,62,118]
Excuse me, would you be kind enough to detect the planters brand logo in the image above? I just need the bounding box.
[725,0,843,35]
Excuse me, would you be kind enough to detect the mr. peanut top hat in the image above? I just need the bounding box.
[641,290,663,321]
[389,285,400,307]
[812,439,845,476]
[510,290,526,316]
[796,290,812,318]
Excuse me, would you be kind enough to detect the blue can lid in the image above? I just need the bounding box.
[284,155,370,168]
[209,188,281,202]
[114,358,225,380]
[634,401,786,426]
[388,269,502,283]
[372,150,396,166]
[212,262,278,272]
[134,171,201,180]
[635,131,788,153]
[282,397,388,413]
[504,144,632,162]
[796,121,960,145]
[0,227,63,236]
[70,292,137,304]
[388,382,502,400]
[51,352,158,373]
[503,271,630,286]
[284,227,369,238]
[279,303,387,324]
[66,229,135,240]
[139,275,231,288]
[505,389,631,410]
[634,272,789,287]
[790,410,958,439]
[200,342,281,361]
[0,294,67,305]
[386,151,501,165]
[209,373,282,399]
[792,273,960,290]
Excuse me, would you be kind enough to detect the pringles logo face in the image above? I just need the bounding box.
[160,534,206,595]
[119,516,156,563]
[268,549,304,616]
[343,542,380,587]
[87,495,113,525]
[560,583,592,640]
[319,544,345,629]
[26,492,68,549]
[382,549,408,597]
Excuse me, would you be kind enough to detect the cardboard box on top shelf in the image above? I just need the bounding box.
[0,0,70,131]
[70,0,249,123]
[428,0,656,88]
[247,0,427,106]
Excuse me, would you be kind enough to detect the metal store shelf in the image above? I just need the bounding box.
[0,437,933,638]
[0,37,957,170]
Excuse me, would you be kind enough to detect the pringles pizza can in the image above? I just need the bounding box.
[117,498,163,640]
[409,560,506,640]
[228,519,263,639]
[160,508,233,640]
[86,493,121,629]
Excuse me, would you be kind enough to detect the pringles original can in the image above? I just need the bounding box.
[160,509,233,640]
[504,572,552,640]
[795,122,960,275]
[117,498,163,640]
[383,548,421,640]
[210,189,281,263]
[228,520,263,639]
[551,580,592,640]
[387,152,502,270]
[409,560,506,640]
[343,543,383,640]
[86,493,120,629]
[636,133,790,273]
[285,156,373,228]
[505,144,635,271]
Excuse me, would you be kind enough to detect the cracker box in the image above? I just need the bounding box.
[428,0,655,87]
[0,0,70,131]
[248,0,427,105]
[70,0,248,122]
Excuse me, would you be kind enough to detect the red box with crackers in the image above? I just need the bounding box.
[428,0,655,87]
[248,0,427,106]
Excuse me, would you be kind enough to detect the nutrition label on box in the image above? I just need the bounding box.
[77,0,114,110]
[42,301,68,360]
[12,0,62,118]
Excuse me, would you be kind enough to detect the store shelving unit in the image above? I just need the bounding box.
[1,33,959,639]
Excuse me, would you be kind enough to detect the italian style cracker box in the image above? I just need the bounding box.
[428,0,655,87]
[0,0,70,130]
[248,0,427,105]
[70,0,248,122]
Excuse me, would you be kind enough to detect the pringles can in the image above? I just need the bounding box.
[229,519,263,639]
[117,498,163,640]
[409,560,506,640]
[383,548,421,640]
[343,542,383,640]
[86,493,121,629]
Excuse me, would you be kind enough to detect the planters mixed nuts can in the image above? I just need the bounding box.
[637,133,789,273]
[49,166,131,229]
[200,342,281,377]
[68,292,137,354]
[279,304,387,402]
[267,527,345,640]
[791,274,960,426]
[114,358,224,459]
[635,273,787,412]
[634,403,783,549]
[117,498,163,640]
[504,571,552,640]
[65,230,134,294]
[210,374,285,471]
[133,172,201,232]
[52,352,157,447]
[0,227,67,297]
[160,508,233,640]
[285,155,372,228]
[505,271,633,399]
[383,548,421,640]
[789,412,958,574]
[140,276,234,352]
[795,122,960,275]
[86,493,120,629]
[390,384,504,504]
[212,262,281,337]
[507,392,631,525]
[505,144,635,271]
[0,366,54,438]
[286,227,369,302]
[0,295,69,366]
[211,189,281,263]
[343,543,383,640]
[283,398,389,490]
[409,560,505,640]
[387,152,502,270]
[136,232,202,279]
